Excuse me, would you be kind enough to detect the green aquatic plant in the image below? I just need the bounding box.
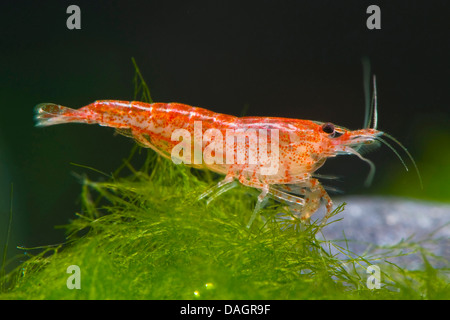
[0,60,448,300]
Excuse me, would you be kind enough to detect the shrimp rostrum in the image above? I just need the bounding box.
[35,76,421,227]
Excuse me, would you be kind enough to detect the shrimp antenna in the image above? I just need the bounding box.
[362,57,372,129]
[382,132,424,189]
[361,58,379,130]
[347,147,376,187]
[371,75,378,130]
[375,136,408,171]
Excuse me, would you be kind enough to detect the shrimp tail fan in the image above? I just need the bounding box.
[34,103,86,127]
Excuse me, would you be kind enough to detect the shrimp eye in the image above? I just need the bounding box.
[322,122,335,134]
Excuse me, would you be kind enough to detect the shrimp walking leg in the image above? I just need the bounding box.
[232,173,270,228]
[269,187,305,206]
[300,178,333,224]
[246,187,269,229]
[269,179,332,224]
[198,175,237,204]
[206,180,239,205]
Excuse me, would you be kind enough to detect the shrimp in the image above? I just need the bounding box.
[34,77,421,228]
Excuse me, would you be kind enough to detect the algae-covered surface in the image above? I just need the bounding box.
[1,149,448,300]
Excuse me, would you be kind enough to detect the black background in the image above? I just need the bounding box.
[0,1,449,256]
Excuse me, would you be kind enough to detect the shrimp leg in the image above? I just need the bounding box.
[233,173,271,228]
[269,179,332,224]
[198,174,237,204]
[300,178,333,224]
[246,187,270,229]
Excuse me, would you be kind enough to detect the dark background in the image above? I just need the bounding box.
[1,1,449,263]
